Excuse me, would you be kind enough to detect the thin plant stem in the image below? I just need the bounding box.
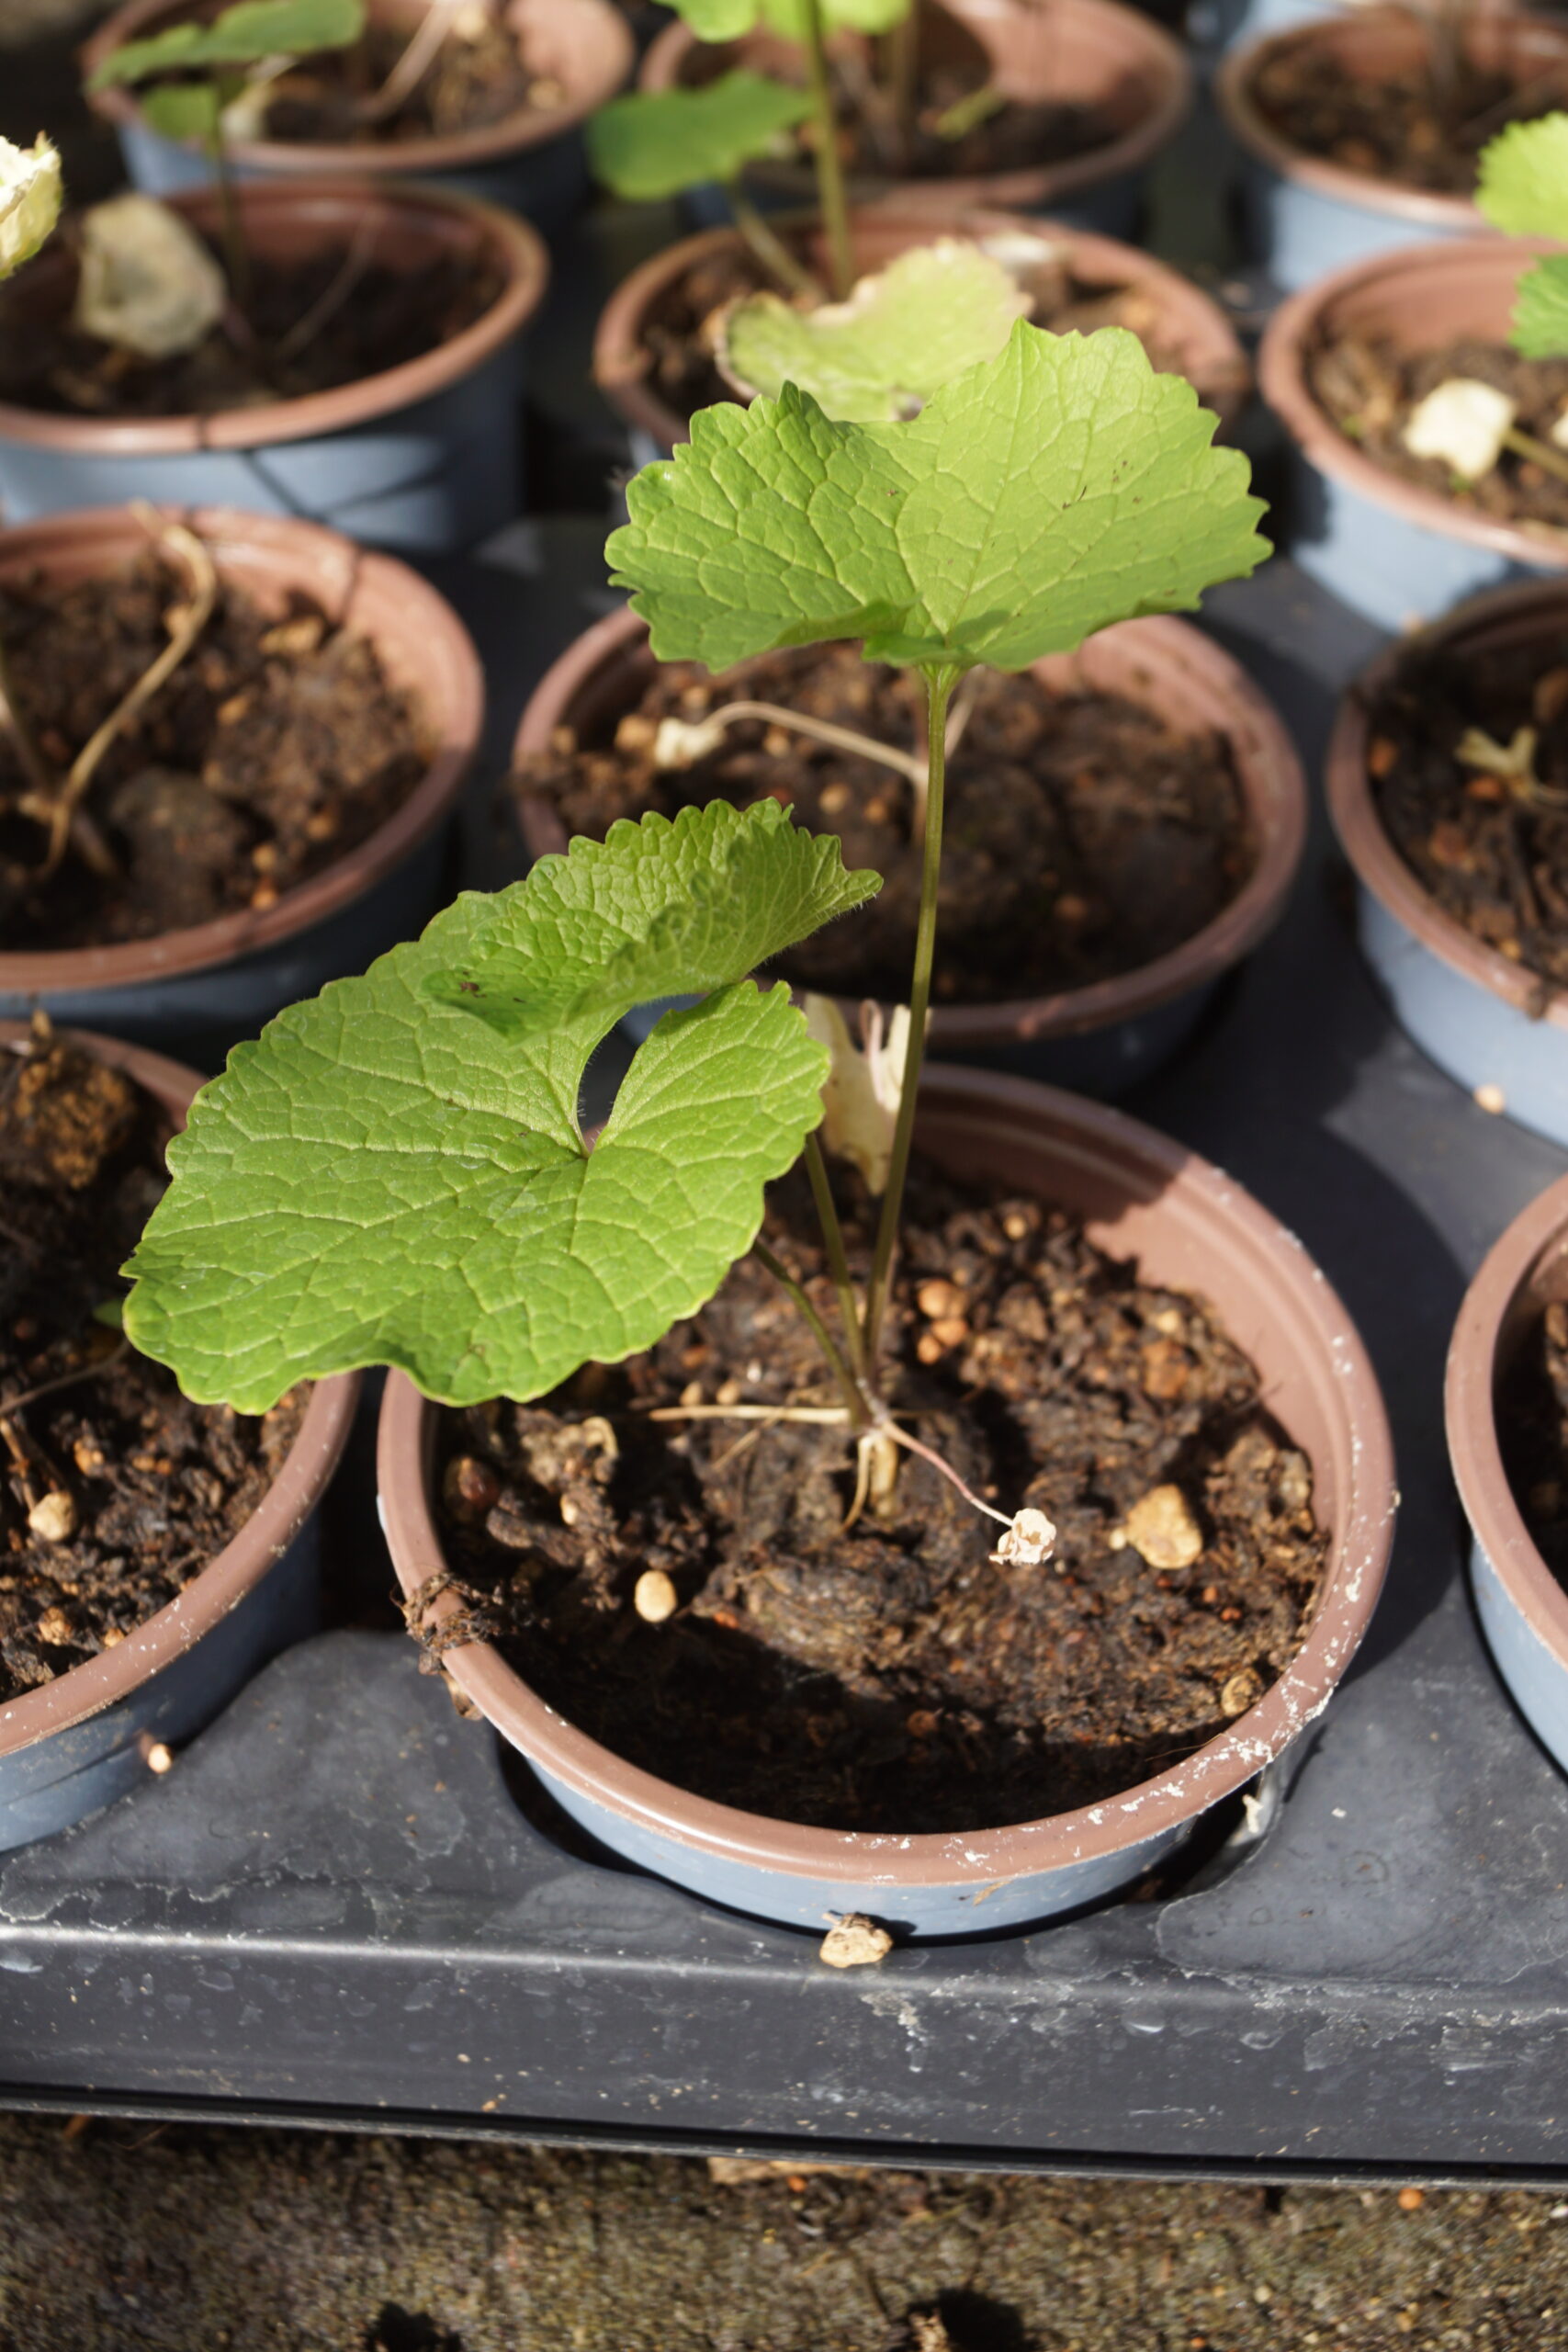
[727,183,822,302]
[862,661,958,1367]
[0,632,53,804]
[798,0,855,300]
[209,127,252,321]
[803,1129,866,1381]
[1503,424,1568,493]
[664,697,924,786]
[752,1235,870,1428]
[885,6,919,170]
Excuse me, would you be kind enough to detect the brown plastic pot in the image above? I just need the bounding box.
[0,178,548,553]
[1258,233,1568,630]
[1215,9,1568,291]
[0,1023,359,1852]
[1325,576,1568,1147]
[1448,1170,1568,1777]
[509,603,1306,1093]
[84,0,635,225]
[378,1062,1396,1936]
[640,0,1190,232]
[0,503,484,1056]
[593,203,1251,456]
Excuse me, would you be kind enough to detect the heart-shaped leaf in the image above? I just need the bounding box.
[587,73,813,198]
[1477,112,1568,238]
[90,0,365,90]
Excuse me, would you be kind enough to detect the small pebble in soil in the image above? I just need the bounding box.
[633,1568,678,1623]
[818,1915,894,1969]
[1123,1484,1205,1571]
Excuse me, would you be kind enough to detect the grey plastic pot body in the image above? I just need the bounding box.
[1326,578,1568,1148]
[0,182,547,557]
[0,1028,359,1853]
[1258,237,1568,632]
[1448,1173,1568,1777]
[0,505,484,1062]
[378,1069,1396,1939]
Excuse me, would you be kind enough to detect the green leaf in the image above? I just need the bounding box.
[1514,252,1568,359]
[122,801,880,1412]
[585,74,812,200]
[661,0,908,40]
[719,239,1031,422]
[1476,112,1568,238]
[608,317,1269,673]
[90,0,364,90]
[138,81,224,144]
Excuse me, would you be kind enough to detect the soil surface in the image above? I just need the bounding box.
[1309,331,1568,533]
[0,547,429,951]
[631,236,1214,433]
[1361,625,1568,999]
[0,232,500,417]
[1501,1298,1568,1581]
[518,645,1253,1007]
[262,15,565,144]
[430,1157,1325,1833]
[0,1030,304,1703]
[1249,41,1568,194]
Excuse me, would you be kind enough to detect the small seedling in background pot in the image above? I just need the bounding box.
[121,321,1266,1566]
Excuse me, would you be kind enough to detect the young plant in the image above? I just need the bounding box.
[122,322,1265,1560]
[87,0,365,307]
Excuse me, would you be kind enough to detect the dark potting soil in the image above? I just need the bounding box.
[430,1159,1327,1834]
[1362,627,1568,997]
[1248,41,1567,194]
[0,548,429,951]
[828,66,1111,186]
[0,1031,305,1704]
[262,16,562,144]
[516,643,1253,1007]
[1500,1301,1568,1586]
[632,236,1210,432]
[0,235,500,418]
[1308,332,1568,534]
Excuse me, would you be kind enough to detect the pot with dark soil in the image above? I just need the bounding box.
[0,1020,357,1851]
[0,503,483,1054]
[0,179,547,552]
[1260,235,1568,630]
[639,0,1191,240]
[1448,1170,1568,1778]
[593,204,1252,459]
[1326,575,1568,1148]
[511,604,1304,1094]
[85,0,635,232]
[1215,7,1568,292]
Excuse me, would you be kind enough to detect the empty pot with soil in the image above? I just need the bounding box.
[639,0,1191,242]
[0,179,547,553]
[1216,8,1568,293]
[378,1067,1395,1935]
[84,0,635,233]
[510,605,1305,1095]
[593,203,1251,460]
[1259,234,1568,630]
[1448,1170,1568,1776]
[1327,576,1568,1147]
[0,503,483,1055]
[0,1022,357,1852]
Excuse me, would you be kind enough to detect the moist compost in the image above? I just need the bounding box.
[0,233,500,417]
[1248,40,1568,194]
[0,547,430,950]
[1361,625,1568,997]
[0,1031,305,1704]
[516,644,1254,1006]
[430,1159,1327,1833]
[1308,331,1568,534]
[261,15,561,145]
[629,236,1216,433]
[1500,1300,1568,1588]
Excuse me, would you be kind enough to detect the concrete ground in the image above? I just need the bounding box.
[0,2116,1563,2351]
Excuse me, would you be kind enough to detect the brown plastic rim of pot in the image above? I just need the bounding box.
[593,203,1251,452]
[1325,573,1568,1034]
[0,1022,359,1757]
[1258,232,1568,578]
[0,177,547,455]
[1447,1168,1568,1673]
[641,0,1191,215]
[509,603,1307,1051]
[83,0,635,175]
[378,1062,1396,1887]
[0,503,484,998]
[1215,6,1568,231]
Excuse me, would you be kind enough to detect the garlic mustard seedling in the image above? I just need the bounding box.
[1478,112,1568,359]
